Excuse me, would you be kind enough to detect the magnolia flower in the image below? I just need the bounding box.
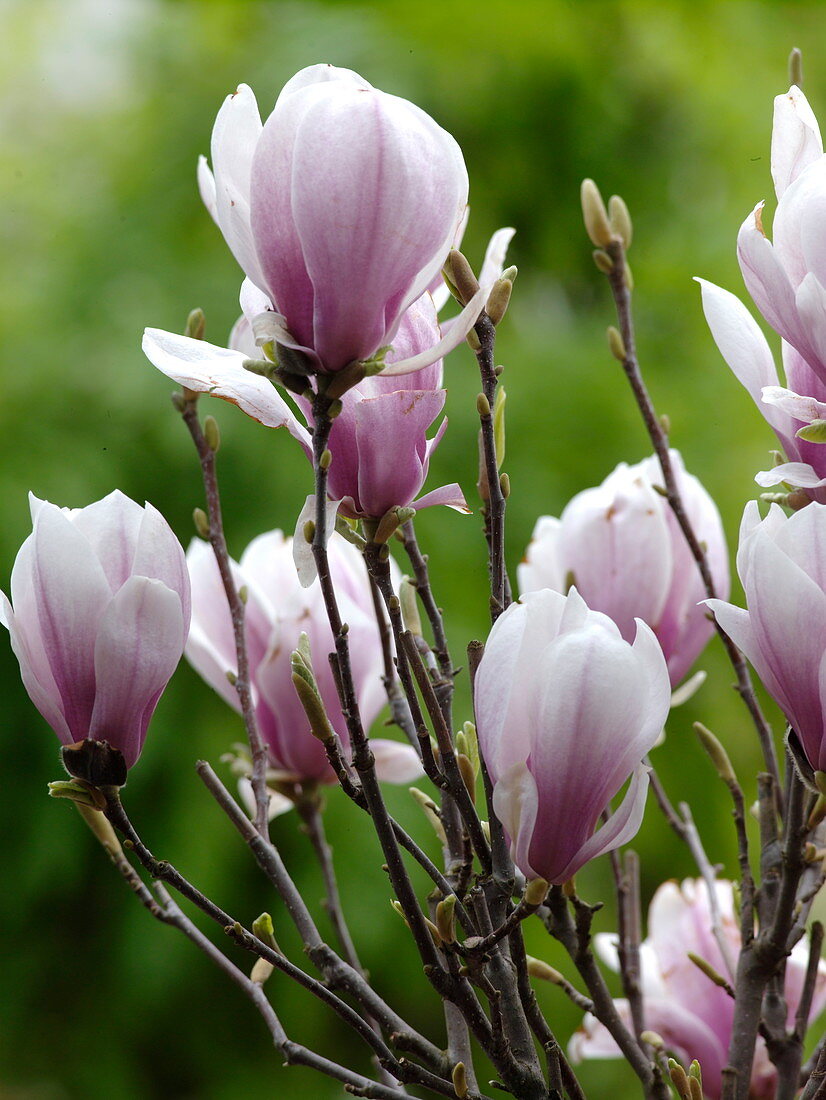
[185,529,421,787]
[147,63,487,380]
[518,452,729,687]
[0,492,191,771]
[700,85,826,499]
[474,588,670,884]
[571,878,826,1099]
[707,500,826,775]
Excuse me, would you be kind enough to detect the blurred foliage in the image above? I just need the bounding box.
[0,0,823,1097]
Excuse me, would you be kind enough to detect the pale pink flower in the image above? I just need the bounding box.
[474,588,670,884]
[700,85,826,500]
[571,878,826,1099]
[707,500,826,774]
[1,492,191,770]
[518,452,728,687]
[185,529,421,786]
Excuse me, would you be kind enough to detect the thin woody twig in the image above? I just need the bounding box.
[178,390,271,840]
[600,234,781,806]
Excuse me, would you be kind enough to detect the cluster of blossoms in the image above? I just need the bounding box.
[6,58,826,1100]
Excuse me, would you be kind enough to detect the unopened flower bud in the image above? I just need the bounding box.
[581,179,614,247]
[435,896,456,945]
[694,722,737,784]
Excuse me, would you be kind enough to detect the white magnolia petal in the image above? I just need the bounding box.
[142,328,311,446]
[292,495,343,587]
[755,461,826,489]
[371,739,424,783]
[380,283,489,376]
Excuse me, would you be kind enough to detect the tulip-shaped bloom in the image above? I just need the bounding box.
[147,63,485,381]
[571,878,826,1099]
[186,529,421,786]
[700,86,826,500]
[707,500,826,774]
[0,492,191,771]
[474,588,670,884]
[517,453,729,687]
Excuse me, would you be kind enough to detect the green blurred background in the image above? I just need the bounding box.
[1,1,823,1096]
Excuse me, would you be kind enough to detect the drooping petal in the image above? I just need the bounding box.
[142,328,310,446]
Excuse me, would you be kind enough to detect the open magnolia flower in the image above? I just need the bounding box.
[700,85,826,500]
[186,528,421,791]
[146,63,488,380]
[474,588,670,884]
[1,492,191,772]
[518,451,728,688]
[571,878,826,1099]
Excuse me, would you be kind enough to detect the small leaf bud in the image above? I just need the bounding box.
[607,326,626,362]
[486,277,513,325]
[493,386,506,469]
[185,308,206,341]
[796,419,826,443]
[476,392,491,418]
[466,327,481,351]
[687,951,730,989]
[592,249,614,274]
[226,669,237,686]
[435,896,456,945]
[524,877,549,907]
[400,577,423,637]
[525,956,564,984]
[694,722,737,784]
[326,398,343,420]
[457,753,476,803]
[238,584,248,605]
[409,786,447,844]
[319,448,333,470]
[581,179,614,247]
[640,1030,665,1050]
[303,519,315,544]
[443,249,480,306]
[193,507,210,539]
[499,472,510,498]
[451,1062,469,1099]
[203,415,220,453]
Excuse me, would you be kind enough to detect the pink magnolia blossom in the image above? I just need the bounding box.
[474,588,670,885]
[707,500,826,774]
[517,452,729,687]
[571,878,826,1099]
[185,528,421,786]
[700,85,826,500]
[0,492,191,771]
[179,63,486,377]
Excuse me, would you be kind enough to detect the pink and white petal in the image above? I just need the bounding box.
[569,1007,629,1062]
[275,64,372,106]
[518,516,565,596]
[412,483,470,513]
[1,592,72,742]
[142,328,310,446]
[89,577,185,769]
[492,761,540,880]
[292,495,342,587]
[552,765,650,884]
[737,205,818,362]
[197,155,218,223]
[755,461,826,488]
[796,272,826,369]
[69,490,145,593]
[381,284,489,376]
[289,87,467,370]
[31,503,112,739]
[132,503,190,634]
[210,84,267,291]
[697,279,787,434]
[371,739,424,783]
[761,384,826,422]
[772,86,824,197]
